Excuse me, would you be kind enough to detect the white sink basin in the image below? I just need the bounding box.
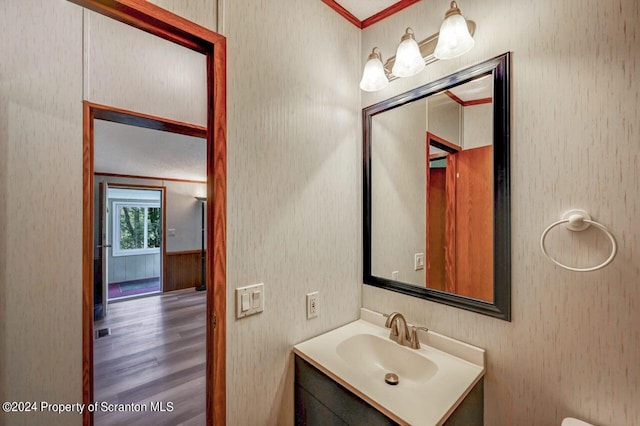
[336,333,438,386]
[294,309,485,426]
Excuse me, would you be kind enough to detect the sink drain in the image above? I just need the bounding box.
[384,373,399,386]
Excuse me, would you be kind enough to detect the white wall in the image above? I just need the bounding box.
[463,102,492,150]
[428,92,462,145]
[108,251,161,284]
[225,0,362,423]
[165,181,208,252]
[0,1,83,425]
[371,100,426,286]
[362,1,640,425]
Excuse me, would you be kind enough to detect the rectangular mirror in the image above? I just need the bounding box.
[363,53,511,320]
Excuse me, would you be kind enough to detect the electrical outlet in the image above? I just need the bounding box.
[414,253,425,271]
[306,291,319,319]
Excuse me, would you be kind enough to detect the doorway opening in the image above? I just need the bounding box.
[88,105,210,424]
[77,2,226,424]
[103,186,163,303]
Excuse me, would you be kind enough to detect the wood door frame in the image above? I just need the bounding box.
[426,132,459,294]
[76,2,226,424]
[102,183,167,293]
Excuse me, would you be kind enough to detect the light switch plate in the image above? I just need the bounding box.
[236,283,264,318]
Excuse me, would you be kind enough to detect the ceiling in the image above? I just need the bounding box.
[337,0,404,20]
[447,75,493,102]
[323,0,420,28]
[94,120,207,182]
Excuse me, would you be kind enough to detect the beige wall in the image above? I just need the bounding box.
[224,0,361,423]
[4,0,638,425]
[84,10,208,126]
[147,0,217,30]
[362,1,640,425]
[2,0,360,424]
[371,100,426,286]
[0,1,83,425]
[0,1,212,425]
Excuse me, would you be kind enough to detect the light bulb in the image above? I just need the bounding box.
[434,1,475,60]
[392,28,425,78]
[359,48,389,92]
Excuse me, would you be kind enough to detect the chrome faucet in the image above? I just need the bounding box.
[384,312,429,349]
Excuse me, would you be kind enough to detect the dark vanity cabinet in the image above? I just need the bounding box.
[295,355,398,426]
[294,355,483,426]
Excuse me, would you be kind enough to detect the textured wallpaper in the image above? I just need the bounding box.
[85,10,208,126]
[1,1,212,425]
[371,100,426,286]
[4,0,637,425]
[147,0,217,31]
[362,1,640,425]
[225,0,362,423]
[0,1,84,425]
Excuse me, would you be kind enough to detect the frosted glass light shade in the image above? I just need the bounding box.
[391,29,425,78]
[434,2,475,60]
[359,49,389,92]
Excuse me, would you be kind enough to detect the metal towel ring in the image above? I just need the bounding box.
[540,209,617,272]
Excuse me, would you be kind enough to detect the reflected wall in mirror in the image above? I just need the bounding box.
[364,53,510,320]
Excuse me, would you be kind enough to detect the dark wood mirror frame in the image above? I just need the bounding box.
[363,52,511,321]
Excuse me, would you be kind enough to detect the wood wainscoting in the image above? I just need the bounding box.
[166,250,205,292]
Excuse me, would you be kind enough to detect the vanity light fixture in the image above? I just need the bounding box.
[359,48,389,92]
[359,1,475,92]
[433,1,475,60]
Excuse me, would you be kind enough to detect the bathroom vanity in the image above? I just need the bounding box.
[293,309,485,425]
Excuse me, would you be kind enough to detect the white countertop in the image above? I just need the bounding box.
[293,308,485,425]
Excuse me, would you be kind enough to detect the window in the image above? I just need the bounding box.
[113,202,161,256]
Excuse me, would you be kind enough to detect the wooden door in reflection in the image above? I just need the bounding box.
[455,145,493,301]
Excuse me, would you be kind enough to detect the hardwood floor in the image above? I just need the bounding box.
[93,288,206,425]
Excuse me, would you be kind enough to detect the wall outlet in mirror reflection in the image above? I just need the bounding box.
[414,253,425,271]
